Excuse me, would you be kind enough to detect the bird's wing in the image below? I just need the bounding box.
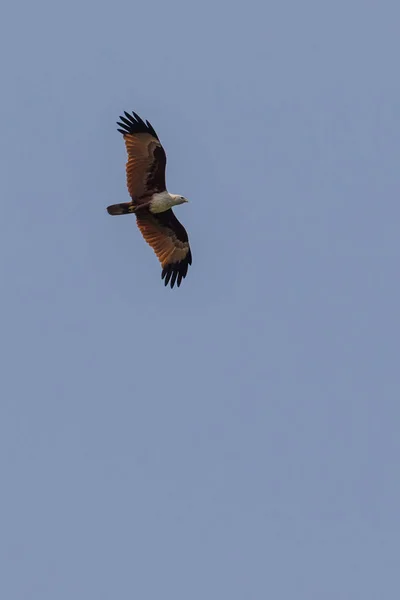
[135,209,192,288]
[117,111,166,203]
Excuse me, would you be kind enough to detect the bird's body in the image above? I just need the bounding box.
[147,191,187,214]
[107,111,192,288]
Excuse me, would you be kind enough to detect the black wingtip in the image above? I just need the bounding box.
[161,254,191,289]
[116,110,160,140]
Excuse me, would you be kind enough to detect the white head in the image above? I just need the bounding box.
[170,194,189,206]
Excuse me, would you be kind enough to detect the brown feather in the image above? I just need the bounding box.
[135,209,192,288]
[123,133,166,202]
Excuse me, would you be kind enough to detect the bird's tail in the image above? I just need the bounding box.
[106,202,136,216]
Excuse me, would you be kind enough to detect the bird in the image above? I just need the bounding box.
[107,110,192,288]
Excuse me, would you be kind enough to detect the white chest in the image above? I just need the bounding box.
[149,192,175,214]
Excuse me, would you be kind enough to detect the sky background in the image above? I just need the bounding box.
[1,0,400,597]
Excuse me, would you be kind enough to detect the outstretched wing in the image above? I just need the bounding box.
[117,111,167,203]
[135,209,192,288]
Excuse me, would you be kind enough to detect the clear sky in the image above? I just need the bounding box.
[1,0,400,598]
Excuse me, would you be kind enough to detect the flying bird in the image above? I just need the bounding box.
[107,110,192,288]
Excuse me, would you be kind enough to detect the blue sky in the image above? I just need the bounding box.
[1,0,400,597]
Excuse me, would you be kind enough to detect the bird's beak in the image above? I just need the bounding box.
[185,198,189,203]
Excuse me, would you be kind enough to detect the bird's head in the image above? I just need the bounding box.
[171,194,189,206]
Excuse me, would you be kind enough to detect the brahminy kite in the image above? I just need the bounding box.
[107,111,192,288]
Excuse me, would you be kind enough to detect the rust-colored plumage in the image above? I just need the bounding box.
[136,210,192,288]
[124,132,166,200]
[107,111,192,288]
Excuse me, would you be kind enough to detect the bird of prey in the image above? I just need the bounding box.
[107,110,192,288]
